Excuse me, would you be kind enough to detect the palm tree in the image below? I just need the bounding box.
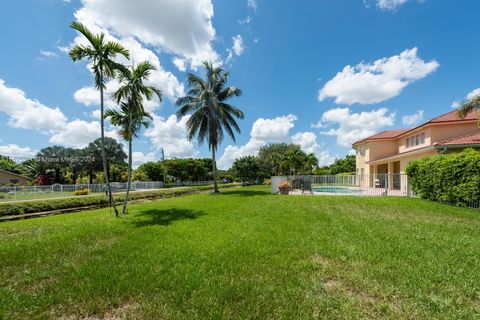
[105,103,152,214]
[176,61,244,193]
[69,21,130,217]
[110,61,162,214]
[458,93,480,120]
[303,153,318,174]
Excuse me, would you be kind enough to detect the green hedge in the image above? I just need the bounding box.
[406,149,480,207]
[0,184,238,217]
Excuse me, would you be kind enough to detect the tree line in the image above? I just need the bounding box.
[231,143,356,185]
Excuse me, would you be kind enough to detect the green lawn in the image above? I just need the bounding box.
[1,186,479,319]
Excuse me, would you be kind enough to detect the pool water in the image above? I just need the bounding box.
[312,186,362,194]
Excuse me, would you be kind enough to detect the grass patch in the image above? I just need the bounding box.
[1,186,480,319]
[0,184,238,217]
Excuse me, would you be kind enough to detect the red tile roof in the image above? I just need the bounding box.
[353,109,479,146]
[353,129,409,145]
[434,131,480,146]
[428,109,478,123]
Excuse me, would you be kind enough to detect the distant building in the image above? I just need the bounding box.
[0,169,32,186]
[353,109,480,191]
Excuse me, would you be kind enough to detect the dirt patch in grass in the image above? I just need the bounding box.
[60,302,140,320]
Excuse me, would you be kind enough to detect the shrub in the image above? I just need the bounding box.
[263,179,271,185]
[406,149,480,207]
[0,183,239,217]
[73,188,91,196]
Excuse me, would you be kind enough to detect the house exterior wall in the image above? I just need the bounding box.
[0,171,31,186]
[355,121,480,178]
[429,122,479,142]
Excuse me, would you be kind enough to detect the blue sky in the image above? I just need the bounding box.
[0,0,479,169]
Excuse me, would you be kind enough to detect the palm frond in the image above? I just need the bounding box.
[458,95,480,118]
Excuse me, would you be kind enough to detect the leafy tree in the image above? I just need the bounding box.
[233,156,259,185]
[0,156,25,175]
[35,146,69,183]
[163,159,211,181]
[303,153,319,174]
[108,60,161,214]
[85,137,127,183]
[328,155,355,175]
[137,162,165,181]
[69,21,130,216]
[280,149,309,175]
[176,61,244,193]
[257,143,303,178]
[312,155,355,175]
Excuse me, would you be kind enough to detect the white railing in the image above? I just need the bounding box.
[0,180,215,202]
[272,174,412,197]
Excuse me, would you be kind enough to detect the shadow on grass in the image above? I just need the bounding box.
[216,189,271,197]
[131,208,205,227]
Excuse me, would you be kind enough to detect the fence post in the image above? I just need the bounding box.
[61,184,63,197]
[51,185,54,197]
[384,175,388,196]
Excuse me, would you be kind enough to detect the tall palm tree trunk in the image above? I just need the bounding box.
[122,116,133,215]
[212,147,219,193]
[100,77,119,217]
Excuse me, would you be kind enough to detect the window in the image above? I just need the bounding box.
[10,179,19,184]
[406,132,426,149]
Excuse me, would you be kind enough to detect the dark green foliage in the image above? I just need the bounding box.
[257,143,301,178]
[0,184,237,217]
[313,155,355,175]
[176,61,244,193]
[137,161,165,181]
[233,155,259,185]
[0,156,26,175]
[406,149,480,206]
[163,158,212,181]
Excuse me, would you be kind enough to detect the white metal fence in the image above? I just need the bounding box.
[0,180,215,202]
[271,174,412,197]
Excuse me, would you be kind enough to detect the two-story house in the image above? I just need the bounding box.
[353,109,480,191]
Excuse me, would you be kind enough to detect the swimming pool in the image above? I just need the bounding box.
[312,186,363,194]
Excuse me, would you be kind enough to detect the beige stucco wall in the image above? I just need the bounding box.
[398,149,438,173]
[355,121,480,175]
[429,122,478,142]
[0,171,31,186]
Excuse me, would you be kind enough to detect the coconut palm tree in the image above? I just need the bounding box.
[303,153,318,174]
[105,103,152,214]
[69,21,130,217]
[458,93,480,120]
[110,61,162,214]
[176,61,244,193]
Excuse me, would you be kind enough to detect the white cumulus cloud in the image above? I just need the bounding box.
[144,115,198,159]
[402,110,424,125]
[451,87,480,109]
[369,0,423,11]
[48,119,118,148]
[218,114,298,169]
[318,107,396,147]
[0,144,37,159]
[132,151,157,169]
[0,79,67,131]
[291,132,334,166]
[319,48,439,105]
[74,0,219,69]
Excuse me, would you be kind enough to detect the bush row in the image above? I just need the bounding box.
[0,184,238,217]
[406,149,480,207]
